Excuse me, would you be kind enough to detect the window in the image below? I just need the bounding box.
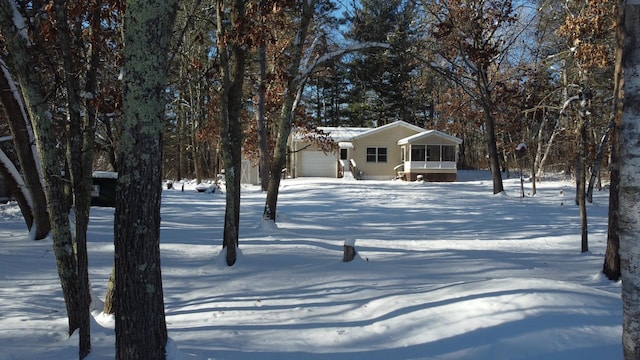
[411,144,456,162]
[426,145,441,161]
[378,147,387,162]
[411,145,426,161]
[366,147,387,163]
[340,148,348,160]
[442,145,456,161]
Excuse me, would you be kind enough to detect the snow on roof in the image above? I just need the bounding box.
[92,171,118,179]
[292,126,372,142]
[317,126,372,141]
[293,121,460,145]
[397,130,463,145]
[351,120,425,140]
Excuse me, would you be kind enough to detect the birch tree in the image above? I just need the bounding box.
[114,0,177,357]
[620,2,640,358]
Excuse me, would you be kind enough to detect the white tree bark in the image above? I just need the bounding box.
[620,2,640,358]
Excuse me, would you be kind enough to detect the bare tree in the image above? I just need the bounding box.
[114,0,177,358]
[0,0,82,341]
[215,0,248,266]
[420,0,523,194]
[0,60,50,240]
[263,0,317,222]
[603,0,625,281]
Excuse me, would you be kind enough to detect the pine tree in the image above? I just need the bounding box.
[343,0,423,126]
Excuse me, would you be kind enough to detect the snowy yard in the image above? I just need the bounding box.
[0,170,621,359]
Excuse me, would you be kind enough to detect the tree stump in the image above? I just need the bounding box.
[343,239,356,262]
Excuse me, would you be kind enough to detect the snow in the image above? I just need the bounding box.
[91,171,118,179]
[0,171,622,359]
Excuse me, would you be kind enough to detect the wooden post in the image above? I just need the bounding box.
[343,239,356,262]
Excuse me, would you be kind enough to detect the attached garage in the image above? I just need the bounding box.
[300,150,336,177]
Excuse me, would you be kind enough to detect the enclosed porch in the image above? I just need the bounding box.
[396,130,463,182]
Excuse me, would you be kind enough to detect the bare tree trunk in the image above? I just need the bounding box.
[578,114,588,253]
[216,0,247,266]
[54,0,98,355]
[103,264,116,315]
[0,60,50,240]
[115,0,176,358]
[620,3,640,358]
[263,0,316,221]
[0,148,33,228]
[535,122,561,179]
[605,119,621,279]
[257,43,269,192]
[480,99,504,194]
[602,0,625,281]
[603,0,625,282]
[0,0,81,337]
[587,120,613,203]
[178,110,186,180]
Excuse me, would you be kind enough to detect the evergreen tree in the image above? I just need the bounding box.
[343,0,423,126]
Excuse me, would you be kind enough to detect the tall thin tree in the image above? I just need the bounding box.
[603,0,625,281]
[263,0,317,222]
[216,0,248,266]
[620,1,640,358]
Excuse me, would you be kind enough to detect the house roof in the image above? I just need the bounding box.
[293,121,460,145]
[317,126,372,142]
[397,130,463,145]
[351,120,425,140]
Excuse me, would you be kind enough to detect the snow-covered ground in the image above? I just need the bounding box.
[0,170,621,359]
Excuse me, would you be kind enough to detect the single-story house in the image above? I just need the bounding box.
[289,120,463,181]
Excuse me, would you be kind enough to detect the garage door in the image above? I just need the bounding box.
[301,151,336,177]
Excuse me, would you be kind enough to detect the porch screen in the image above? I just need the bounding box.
[412,144,456,161]
[411,145,426,161]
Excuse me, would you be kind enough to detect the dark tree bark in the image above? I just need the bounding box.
[603,0,624,281]
[479,94,504,194]
[587,121,613,203]
[216,0,247,266]
[114,0,177,358]
[257,43,269,192]
[54,0,104,356]
[54,0,93,355]
[577,110,588,253]
[263,0,316,222]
